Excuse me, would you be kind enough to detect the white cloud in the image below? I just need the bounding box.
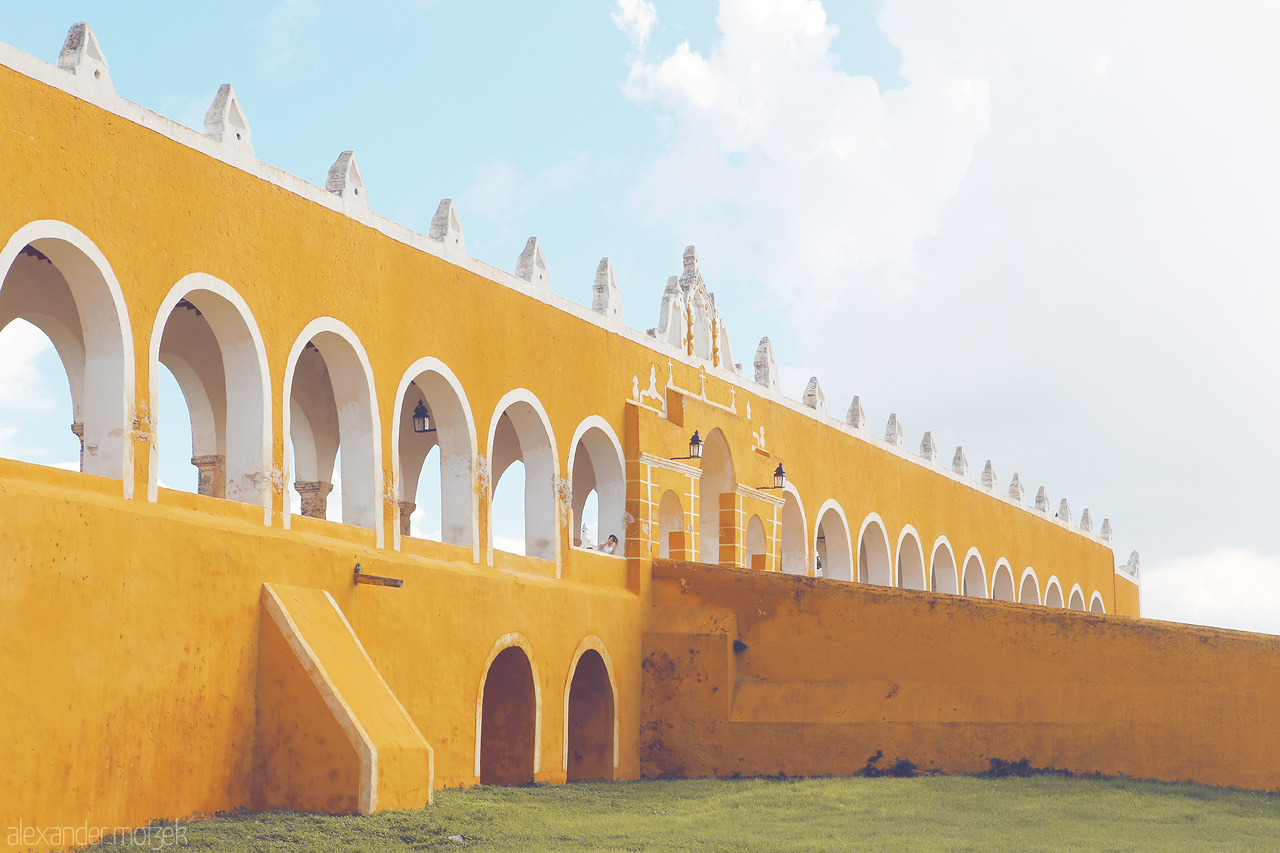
[613,0,659,51]
[1143,550,1280,636]
[0,319,55,409]
[622,1,1280,623]
[623,0,990,319]
[494,535,526,556]
[254,0,320,73]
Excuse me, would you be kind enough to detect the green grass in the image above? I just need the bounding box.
[82,775,1280,852]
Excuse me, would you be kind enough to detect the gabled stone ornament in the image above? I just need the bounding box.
[1079,508,1094,534]
[429,199,466,253]
[919,431,939,463]
[754,338,779,391]
[1056,498,1072,526]
[1035,486,1050,513]
[204,84,253,158]
[981,460,998,492]
[591,258,623,323]
[885,414,905,447]
[1100,518,1113,542]
[1121,550,1141,580]
[515,237,549,287]
[846,397,867,431]
[325,151,368,208]
[58,23,113,93]
[803,377,826,415]
[952,447,969,477]
[1008,473,1026,504]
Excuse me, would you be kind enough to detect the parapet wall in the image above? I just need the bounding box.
[643,560,1280,789]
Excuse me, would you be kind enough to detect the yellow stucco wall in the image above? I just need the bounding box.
[0,49,1168,853]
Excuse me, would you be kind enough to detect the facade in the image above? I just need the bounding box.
[3,24,1278,853]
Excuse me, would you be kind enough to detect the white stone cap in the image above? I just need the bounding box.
[57,23,112,94]
[754,338,779,391]
[429,199,465,254]
[802,377,826,414]
[325,151,368,208]
[515,237,549,287]
[591,258,623,323]
[203,83,253,159]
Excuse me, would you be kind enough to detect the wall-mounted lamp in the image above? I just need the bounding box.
[671,430,703,461]
[760,463,786,490]
[412,400,436,434]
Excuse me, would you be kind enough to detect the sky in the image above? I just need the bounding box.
[2,1,1279,633]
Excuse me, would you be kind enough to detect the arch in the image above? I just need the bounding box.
[563,637,618,782]
[991,560,1016,602]
[1018,568,1041,605]
[567,416,626,554]
[745,514,766,571]
[658,489,686,559]
[814,500,854,581]
[856,513,893,586]
[486,389,559,564]
[697,428,735,565]
[147,274,271,519]
[391,357,478,555]
[1068,584,1086,611]
[961,549,987,598]
[1044,576,1065,608]
[929,537,959,594]
[0,221,135,493]
[780,484,808,576]
[282,318,382,538]
[895,525,927,591]
[1089,591,1106,614]
[475,633,542,785]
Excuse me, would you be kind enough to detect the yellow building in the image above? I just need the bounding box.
[3,24,1278,853]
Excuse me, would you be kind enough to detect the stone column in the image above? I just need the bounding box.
[191,454,226,498]
[70,423,85,472]
[398,501,416,537]
[294,481,333,519]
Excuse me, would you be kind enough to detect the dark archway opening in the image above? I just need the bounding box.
[480,646,536,786]
[567,650,614,783]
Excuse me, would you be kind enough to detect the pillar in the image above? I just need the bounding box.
[192,454,226,498]
[294,481,333,519]
[71,423,83,472]
[398,501,416,537]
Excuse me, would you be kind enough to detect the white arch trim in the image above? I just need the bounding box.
[780,482,809,576]
[1069,583,1087,611]
[1090,590,1106,614]
[962,547,988,598]
[566,415,628,554]
[0,220,136,495]
[281,317,384,544]
[1019,567,1042,605]
[474,632,543,779]
[485,388,561,568]
[1044,575,1065,608]
[147,273,272,522]
[389,356,480,558]
[856,512,893,586]
[895,524,927,590]
[561,635,620,772]
[814,498,853,581]
[991,558,1016,601]
[929,535,959,594]
[566,416,625,489]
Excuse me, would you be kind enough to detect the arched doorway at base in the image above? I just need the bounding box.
[480,646,537,786]
[566,649,615,783]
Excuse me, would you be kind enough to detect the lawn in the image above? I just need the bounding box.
[82,775,1280,852]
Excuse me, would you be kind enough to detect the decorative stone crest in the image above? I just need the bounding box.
[592,258,623,323]
[204,84,253,158]
[803,377,826,414]
[325,151,368,208]
[57,23,113,93]
[648,246,734,369]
